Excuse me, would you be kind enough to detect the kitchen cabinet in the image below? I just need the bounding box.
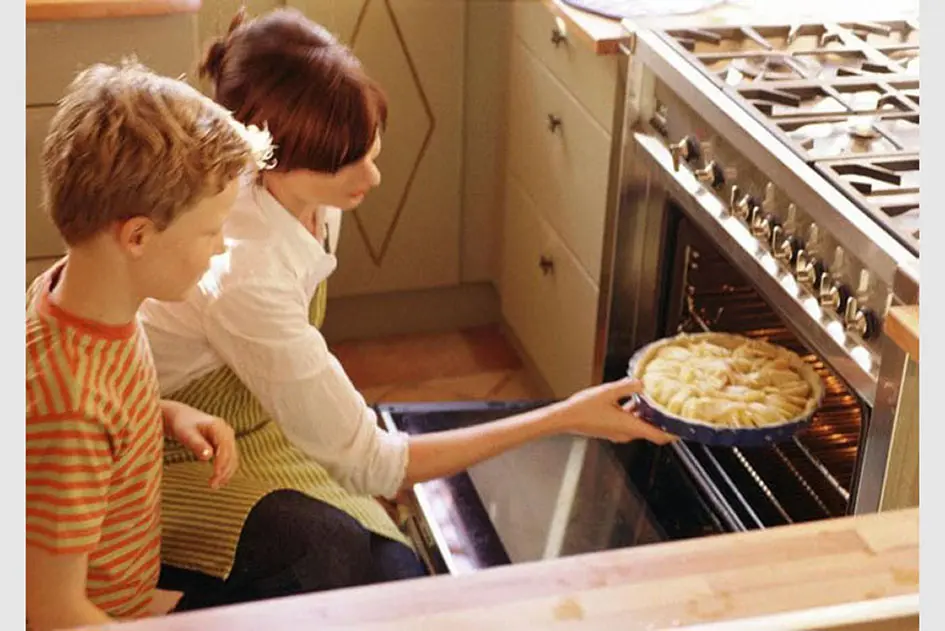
[496,0,625,397]
[286,0,465,298]
[25,9,201,283]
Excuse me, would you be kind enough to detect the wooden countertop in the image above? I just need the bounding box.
[97,508,918,631]
[886,306,919,362]
[26,0,200,23]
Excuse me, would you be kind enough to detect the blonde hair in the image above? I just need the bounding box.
[41,60,273,245]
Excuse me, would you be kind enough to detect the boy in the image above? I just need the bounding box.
[25,61,271,629]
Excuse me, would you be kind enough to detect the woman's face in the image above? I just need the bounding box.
[277,134,382,212]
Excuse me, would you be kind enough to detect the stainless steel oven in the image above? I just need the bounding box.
[378,18,920,578]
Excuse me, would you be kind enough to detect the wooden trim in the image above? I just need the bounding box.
[542,0,628,56]
[100,509,917,631]
[26,0,201,23]
[321,282,501,343]
[885,305,919,362]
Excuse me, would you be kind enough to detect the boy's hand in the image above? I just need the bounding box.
[162,401,239,489]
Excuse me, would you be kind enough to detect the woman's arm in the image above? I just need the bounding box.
[202,282,672,499]
[402,379,672,488]
[202,281,409,499]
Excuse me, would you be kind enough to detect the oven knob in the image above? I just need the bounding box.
[751,211,778,243]
[774,231,802,265]
[844,301,879,340]
[731,191,757,222]
[695,161,725,189]
[819,275,851,314]
[670,136,700,172]
[795,251,823,289]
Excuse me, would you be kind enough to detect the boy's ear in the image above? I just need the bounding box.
[115,217,159,258]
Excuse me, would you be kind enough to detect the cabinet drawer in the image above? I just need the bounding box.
[507,38,611,282]
[511,0,619,134]
[27,13,198,106]
[500,176,599,398]
[26,106,64,260]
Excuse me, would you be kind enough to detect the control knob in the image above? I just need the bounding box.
[818,247,852,314]
[729,186,758,222]
[670,136,700,172]
[694,161,725,189]
[844,270,879,340]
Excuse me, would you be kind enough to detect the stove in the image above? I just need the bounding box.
[603,14,919,516]
[660,21,921,253]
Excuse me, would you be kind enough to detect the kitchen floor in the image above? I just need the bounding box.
[330,324,548,404]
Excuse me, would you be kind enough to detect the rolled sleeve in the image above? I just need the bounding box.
[203,281,409,498]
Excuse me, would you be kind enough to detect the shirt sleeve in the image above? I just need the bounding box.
[26,406,113,554]
[202,280,409,499]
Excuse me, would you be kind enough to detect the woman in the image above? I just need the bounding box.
[142,8,673,611]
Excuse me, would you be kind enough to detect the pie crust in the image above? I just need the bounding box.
[632,333,822,429]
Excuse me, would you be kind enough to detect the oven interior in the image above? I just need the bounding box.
[380,206,869,576]
[611,206,868,532]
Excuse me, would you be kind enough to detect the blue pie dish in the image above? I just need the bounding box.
[626,334,825,448]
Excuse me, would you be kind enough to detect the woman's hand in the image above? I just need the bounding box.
[161,401,239,489]
[551,378,676,445]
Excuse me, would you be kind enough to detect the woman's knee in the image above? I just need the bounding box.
[234,490,375,592]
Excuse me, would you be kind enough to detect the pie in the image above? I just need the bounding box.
[633,332,821,428]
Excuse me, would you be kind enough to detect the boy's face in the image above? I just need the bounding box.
[126,179,239,302]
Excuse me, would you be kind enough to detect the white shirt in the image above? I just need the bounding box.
[139,179,409,499]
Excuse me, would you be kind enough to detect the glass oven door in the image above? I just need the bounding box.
[378,401,734,576]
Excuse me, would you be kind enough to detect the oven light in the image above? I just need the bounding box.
[759,252,779,275]
[803,297,822,318]
[725,219,759,254]
[781,274,799,296]
[851,346,873,373]
[826,320,846,344]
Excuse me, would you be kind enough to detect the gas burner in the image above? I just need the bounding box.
[816,155,920,252]
[659,19,921,253]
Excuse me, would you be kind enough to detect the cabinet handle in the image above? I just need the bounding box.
[550,27,567,47]
[539,255,555,275]
[547,114,562,133]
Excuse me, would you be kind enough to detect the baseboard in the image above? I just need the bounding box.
[322,282,502,343]
[497,321,555,400]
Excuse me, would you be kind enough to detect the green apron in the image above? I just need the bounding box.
[159,281,409,579]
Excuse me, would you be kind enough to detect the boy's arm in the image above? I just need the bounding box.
[26,547,112,629]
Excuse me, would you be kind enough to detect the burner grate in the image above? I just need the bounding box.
[660,19,920,253]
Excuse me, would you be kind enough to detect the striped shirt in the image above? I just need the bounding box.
[26,263,163,619]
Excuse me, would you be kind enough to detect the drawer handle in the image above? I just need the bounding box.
[547,114,563,133]
[550,27,567,47]
[539,255,555,275]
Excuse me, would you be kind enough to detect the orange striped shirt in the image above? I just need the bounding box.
[26,264,163,620]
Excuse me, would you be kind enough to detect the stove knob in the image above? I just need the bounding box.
[670,136,700,172]
[774,231,803,265]
[794,249,826,291]
[795,251,823,289]
[819,274,851,314]
[844,300,879,340]
[695,161,725,189]
[751,211,777,243]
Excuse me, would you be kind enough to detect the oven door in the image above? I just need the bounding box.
[377,401,735,576]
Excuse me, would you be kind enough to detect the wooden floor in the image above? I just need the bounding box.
[330,324,547,404]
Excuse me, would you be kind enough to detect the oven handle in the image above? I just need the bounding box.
[629,130,878,406]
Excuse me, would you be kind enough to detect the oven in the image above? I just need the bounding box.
[377,18,920,578]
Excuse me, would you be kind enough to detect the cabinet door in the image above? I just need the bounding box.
[27,14,199,106]
[26,107,62,261]
[501,176,599,398]
[506,37,611,283]
[287,0,464,297]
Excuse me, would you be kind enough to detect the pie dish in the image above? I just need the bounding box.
[627,332,824,447]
